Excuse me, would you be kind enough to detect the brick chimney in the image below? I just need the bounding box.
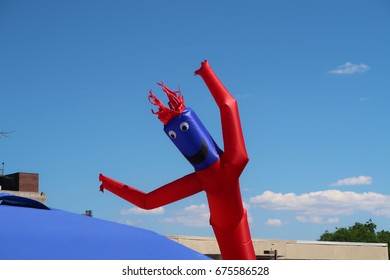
[0,172,39,192]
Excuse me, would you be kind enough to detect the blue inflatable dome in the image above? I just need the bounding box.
[0,193,209,260]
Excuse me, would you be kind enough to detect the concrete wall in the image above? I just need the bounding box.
[0,172,45,204]
[287,240,389,260]
[0,190,46,205]
[168,235,389,260]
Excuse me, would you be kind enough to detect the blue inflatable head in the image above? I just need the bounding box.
[148,83,222,171]
[164,108,222,171]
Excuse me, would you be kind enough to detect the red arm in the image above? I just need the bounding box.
[99,173,203,209]
[195,60,249,176]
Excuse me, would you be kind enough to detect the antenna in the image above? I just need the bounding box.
[0,162,4,176]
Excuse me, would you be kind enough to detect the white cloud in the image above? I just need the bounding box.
[295,215,339,224]
[120,206,165,215]
[265,219,282,226]
[329,176,372,187]
[329,62,370,75]
[160,202,254,227]
[250,190,390,223]
[373,209,390,218]
[184,204,208,212]
[160,204,210,227]
[243,202,254,224]
[243,201,251,210]
[327,217,340,224]
[296,215,323,224]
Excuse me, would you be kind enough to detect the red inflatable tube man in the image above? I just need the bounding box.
[99,60,256,260]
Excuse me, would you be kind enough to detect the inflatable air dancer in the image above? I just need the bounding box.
[99,60,256,260]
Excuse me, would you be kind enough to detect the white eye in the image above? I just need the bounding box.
[168,130,176,139]
[180,122,190,131]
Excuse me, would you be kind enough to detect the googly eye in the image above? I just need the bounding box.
[180,122,190,131]
[168,130,176,139]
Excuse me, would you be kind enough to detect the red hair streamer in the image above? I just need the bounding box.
[148,82,186,125]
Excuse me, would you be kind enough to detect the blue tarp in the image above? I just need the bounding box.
[0,194,209,260]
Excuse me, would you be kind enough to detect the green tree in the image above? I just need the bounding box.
[377,230,390,252]
[319,219,390,259]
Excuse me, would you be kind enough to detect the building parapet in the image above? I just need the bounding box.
[168,235,389,260]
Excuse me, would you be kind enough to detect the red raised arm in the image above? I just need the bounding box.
[195,60,249,176]
[99,173,203,209]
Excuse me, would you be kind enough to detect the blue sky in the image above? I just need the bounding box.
[1,0,389,241]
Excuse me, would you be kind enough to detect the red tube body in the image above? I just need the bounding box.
[100,61,256,259]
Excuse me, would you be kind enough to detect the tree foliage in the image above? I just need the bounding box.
[319,219,390,259]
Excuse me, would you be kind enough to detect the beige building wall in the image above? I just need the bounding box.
[168,235,389,260]
[0,190,47,205]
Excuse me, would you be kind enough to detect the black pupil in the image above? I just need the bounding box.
[182,125,187,131]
